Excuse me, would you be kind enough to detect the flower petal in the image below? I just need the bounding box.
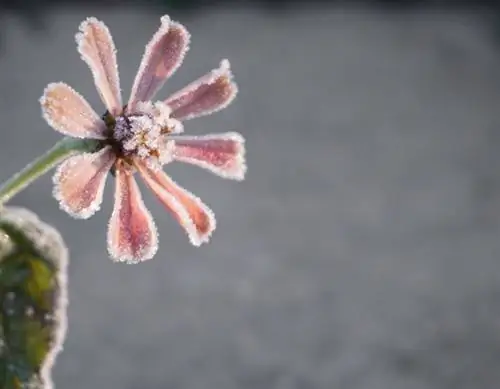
[165,59,238,121]
[108,164,158,263]
[40,82,106,139]
[76,17,122,115]
[172,132,246,180]
[53,146,115,219]
[128,15,190,113]
[135,161,215,246]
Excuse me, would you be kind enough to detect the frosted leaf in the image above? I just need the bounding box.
[40,83,106,139]
[0,207,69,389]
[76,17,122,115]
[128,15,190,112]
[172,132,246,180]
[53,146,116,219]
[135,161,216,246]
[107,165,158,263]
[165,59,238,121]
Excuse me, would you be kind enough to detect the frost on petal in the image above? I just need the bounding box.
[128,15,190,112]
[40,82,106,139]
[165,59,238,121]
[53,146,116,219]
[108,164,158,263]
[76,17,122,115]
[172,132,246,180]
[135,161,215,246]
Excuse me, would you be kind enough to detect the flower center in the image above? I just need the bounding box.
[113,115,161,159]
[102,103,181,169]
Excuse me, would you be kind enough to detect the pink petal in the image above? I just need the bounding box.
[135,161,215,246]
[40,83,106,139]
[172,132,246,180]
[53,146,115,219]
[76,17,122,115]
[165,59,238,121]
[128,15,190,113]
[108,163,158,263]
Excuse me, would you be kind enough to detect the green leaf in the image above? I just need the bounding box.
[0,207,68,389]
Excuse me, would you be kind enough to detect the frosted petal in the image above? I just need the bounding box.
[40,82,106,139]
[135,161,215,246]
[128,15,190,112]
[172,132,246,180]
[76,17,122,115]
[108,164,158,263]
[53,146,115,219]
[165,59,238,121]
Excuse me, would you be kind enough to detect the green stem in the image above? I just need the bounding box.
[0,137,100,206]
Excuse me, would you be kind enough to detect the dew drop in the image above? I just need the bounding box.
[25,306,34,317]
[44,312,54,322]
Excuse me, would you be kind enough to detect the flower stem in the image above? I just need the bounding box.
[0,137,100,206]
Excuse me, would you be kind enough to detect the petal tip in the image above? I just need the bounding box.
[172,132,247,180]
[107,169,159,263]
[135,162,217,247]
[52,167,100,220]
[40,82,106,139]
[160,20,192,75]
[75,17,99,47]
[170,20,191,42]
[128,16,190,110]
[167,59,238,121]
[75,16,122,114]
[39,81,66,107]
[108,232,159,264]
[219,63,238,110]
[52,148,114,220]
[41,81,64,94]
[80,16,101,27]
[76,16,105,38]
[187,202,217,247]
[220,131,247,181]
[220,58,231,71]
[168,188,217,246]
[160,14,171,26]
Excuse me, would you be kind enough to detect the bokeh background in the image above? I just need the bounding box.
[2,0,500,388]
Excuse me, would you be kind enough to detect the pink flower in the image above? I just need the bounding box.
[40,16,246,263]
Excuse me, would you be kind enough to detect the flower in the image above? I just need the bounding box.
[39,15,246,263]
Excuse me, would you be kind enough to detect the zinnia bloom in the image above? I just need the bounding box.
[40,15,246,263]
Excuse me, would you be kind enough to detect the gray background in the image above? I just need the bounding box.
[2,3,500,389]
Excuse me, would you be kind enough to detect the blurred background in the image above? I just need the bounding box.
[2,0,500,388]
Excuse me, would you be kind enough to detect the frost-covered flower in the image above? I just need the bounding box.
[40,16,246,263]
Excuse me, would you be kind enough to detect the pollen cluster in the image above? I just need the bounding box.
[109,111,176,169]
[114,115,157,155]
